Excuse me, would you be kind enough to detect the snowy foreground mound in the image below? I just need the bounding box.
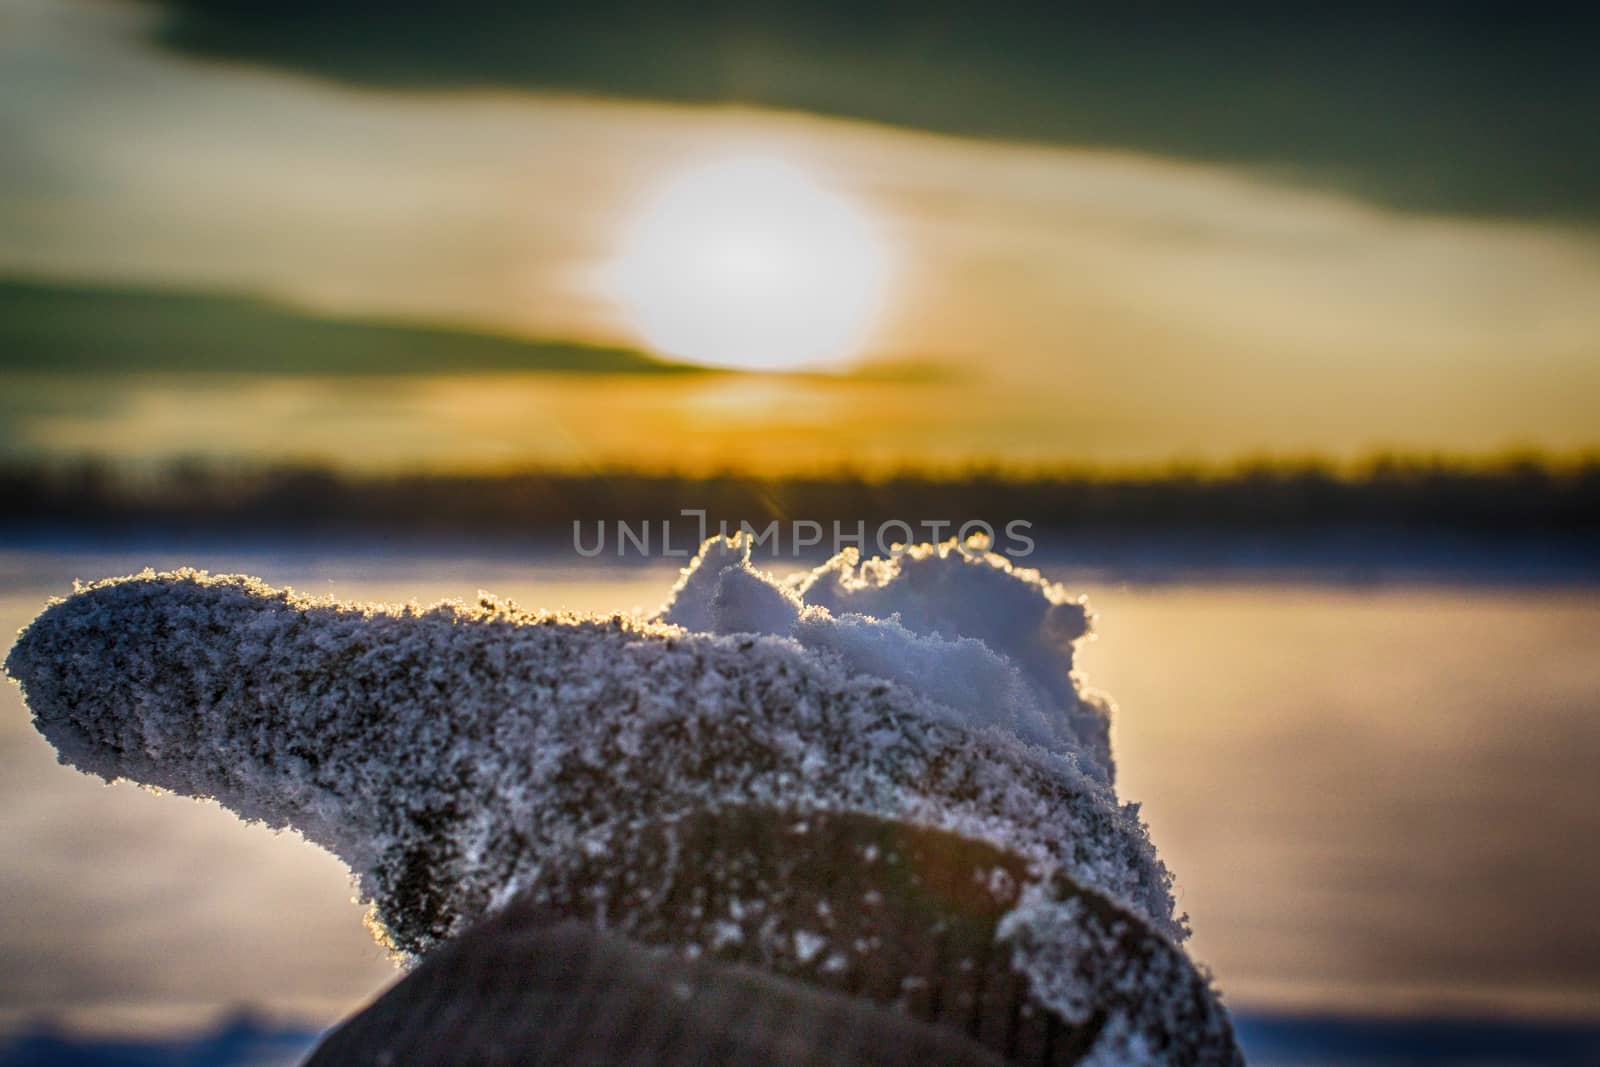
[6,537,1241,1065]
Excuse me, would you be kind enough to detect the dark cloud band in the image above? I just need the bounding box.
[146,1,1600,221]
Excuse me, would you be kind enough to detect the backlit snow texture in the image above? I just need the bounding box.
[6,537,1235,1063]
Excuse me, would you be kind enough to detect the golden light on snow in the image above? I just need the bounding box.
[603,156,890,371]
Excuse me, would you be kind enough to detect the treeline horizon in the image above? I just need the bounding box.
[3,453,1597,538]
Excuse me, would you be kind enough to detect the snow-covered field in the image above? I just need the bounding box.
[1,540,1597,1063]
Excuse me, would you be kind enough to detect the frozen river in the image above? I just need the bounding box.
[2,539,1597,1043]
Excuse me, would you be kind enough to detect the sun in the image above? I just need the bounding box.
[603,157,890,371]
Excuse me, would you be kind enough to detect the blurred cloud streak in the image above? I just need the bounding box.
[140,0,1600,222]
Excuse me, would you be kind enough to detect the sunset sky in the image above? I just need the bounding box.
[3,0,1597,469]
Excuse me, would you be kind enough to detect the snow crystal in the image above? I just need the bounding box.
[793,930,827,964]
[709,920,744,950]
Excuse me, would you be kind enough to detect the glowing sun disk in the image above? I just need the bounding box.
[605,157,889,371]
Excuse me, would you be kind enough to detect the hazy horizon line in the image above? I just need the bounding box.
[8,448,1597,482]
